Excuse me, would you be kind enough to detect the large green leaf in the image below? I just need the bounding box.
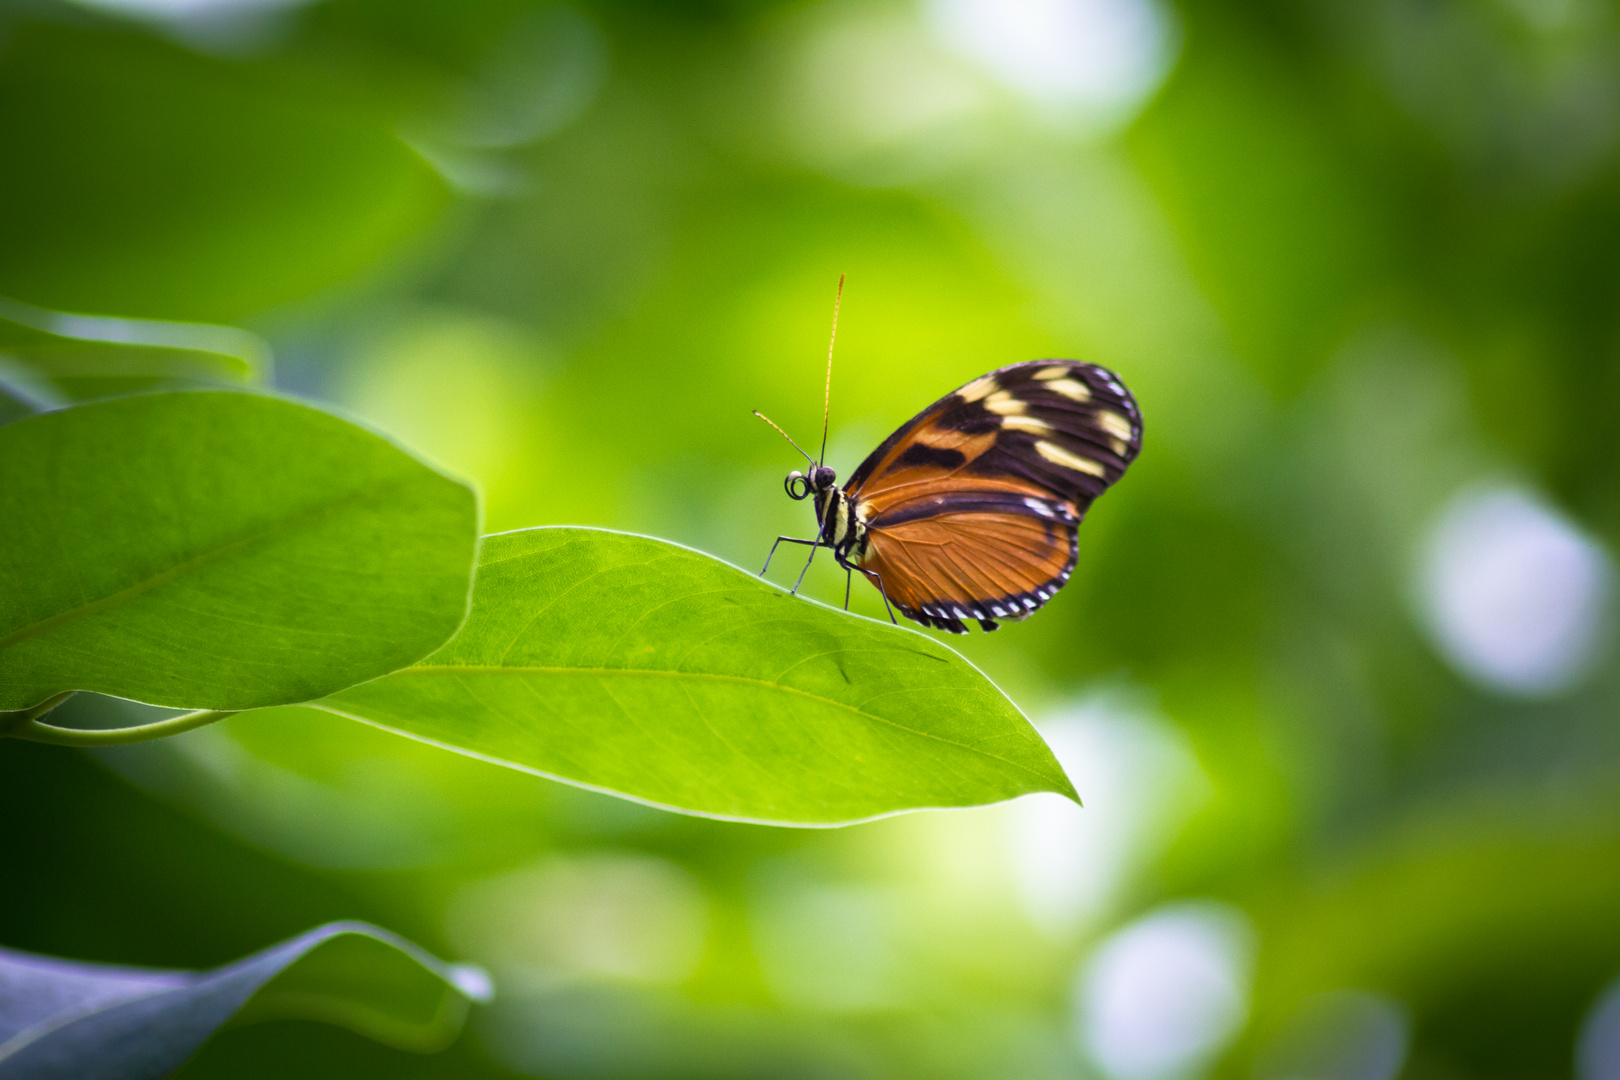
[0,392,478,712]
[0,921,491,1079]
[317,527,1075,826]
[0,297,266,408]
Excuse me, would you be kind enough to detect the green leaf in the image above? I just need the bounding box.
[0,921,492,1079]
[0,391,478,712]
[317,527,1076,826]
[0,297,267,408]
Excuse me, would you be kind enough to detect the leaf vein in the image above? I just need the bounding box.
[386,664,1052,784]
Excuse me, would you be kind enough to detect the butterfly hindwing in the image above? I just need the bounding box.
[846,360,1141,633]
[859,493,1080,633]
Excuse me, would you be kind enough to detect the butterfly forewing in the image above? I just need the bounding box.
[847,360,1141,634]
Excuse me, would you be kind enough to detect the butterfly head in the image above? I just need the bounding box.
[784,465,837,501]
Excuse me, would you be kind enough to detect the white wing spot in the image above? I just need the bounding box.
[958,375,999,402]
[1037,439,1107,477]
[1025,497,1056,518]
[1044,378,1092,402]
[1095,409,1134,442]
[1000,414,1050,433]
[985,389,1026,415]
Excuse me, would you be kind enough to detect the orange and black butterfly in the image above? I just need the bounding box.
[757,279,1142,634]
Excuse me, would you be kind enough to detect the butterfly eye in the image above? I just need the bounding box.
[812,465,837,489]
[784,471,812,500]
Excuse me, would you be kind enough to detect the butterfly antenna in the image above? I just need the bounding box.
[819,273,843,466]
[752,410,816,467]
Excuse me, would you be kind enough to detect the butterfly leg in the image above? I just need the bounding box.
[857,566,899,625]
[790,542,820,595]
[844,568,852,611]
[761,535,818,576]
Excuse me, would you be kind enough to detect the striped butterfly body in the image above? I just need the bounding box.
[762,356,1142,635]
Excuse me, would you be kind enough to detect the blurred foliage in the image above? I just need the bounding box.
[0,12,448,321]
[4,0,1620,1077]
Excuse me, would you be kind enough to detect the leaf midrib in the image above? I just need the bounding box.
[356,663,1057,786]
[0,480,410,654]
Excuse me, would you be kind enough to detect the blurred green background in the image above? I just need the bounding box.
[5,0,1620,1077]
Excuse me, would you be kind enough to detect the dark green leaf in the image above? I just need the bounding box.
[0,921,492,1080]
[0,391,478,712]
[0,297,266,408]
[318,527,1076,826]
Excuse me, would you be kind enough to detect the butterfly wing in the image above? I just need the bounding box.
[847,360,1141,633]
[858,493,1082,633]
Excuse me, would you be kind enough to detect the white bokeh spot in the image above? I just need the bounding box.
[1008,695,1210,935]
[1076,902,1254,1080]
[925,0,1177,117]
[1579,975,1620,1080]
[1416,483,1614,696]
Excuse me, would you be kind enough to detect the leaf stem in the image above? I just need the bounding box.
[26,690,77,719]
[0,689,76,736]
[10,708,237,746]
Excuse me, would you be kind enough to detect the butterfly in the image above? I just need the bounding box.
[757,278,1142,634]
